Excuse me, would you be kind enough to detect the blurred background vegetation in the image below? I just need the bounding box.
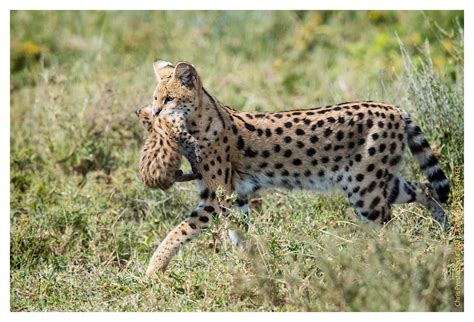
[10,11,463,311]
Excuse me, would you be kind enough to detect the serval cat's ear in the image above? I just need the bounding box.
[153,59,174,83]
[174,62,199,89]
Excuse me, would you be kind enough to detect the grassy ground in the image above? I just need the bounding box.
[10,11,464,311]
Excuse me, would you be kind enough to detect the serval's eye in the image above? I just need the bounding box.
[153,96,157,101]
[164,96,174,104]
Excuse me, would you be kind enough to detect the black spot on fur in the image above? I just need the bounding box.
[376,169,384,179]
[368,210,380,220]
[237,136,245,150]
[245,123,256,131]
[389,155,401,166]
[390,142,397,153]
[388,178,400,203]
[292,159,302,166]
[367,181,377,193]
[306,148,316,157]
[204,205,215,213]
[200,189,209,200]
[370,196,381,209]
[244,148,258,157]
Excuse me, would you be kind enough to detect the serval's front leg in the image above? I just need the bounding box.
[174,128,201,174]
[159,111,201,174]
[145,191,229,276]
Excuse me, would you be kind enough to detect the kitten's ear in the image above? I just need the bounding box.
[153,59,174,82]
[174,62,198,89]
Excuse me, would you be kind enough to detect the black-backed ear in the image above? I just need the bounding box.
[153,59,174,82]
[174,62,198,89]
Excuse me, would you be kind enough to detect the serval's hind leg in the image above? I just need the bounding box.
[388,176,447,229]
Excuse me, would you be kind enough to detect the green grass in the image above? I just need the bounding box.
[10,11,464,311]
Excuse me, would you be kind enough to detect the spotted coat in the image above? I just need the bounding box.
[136,105,196,190]
[144,60,450,276]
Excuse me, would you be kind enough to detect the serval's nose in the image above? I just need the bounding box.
[134,109,141,117]
[152,107,161,116]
